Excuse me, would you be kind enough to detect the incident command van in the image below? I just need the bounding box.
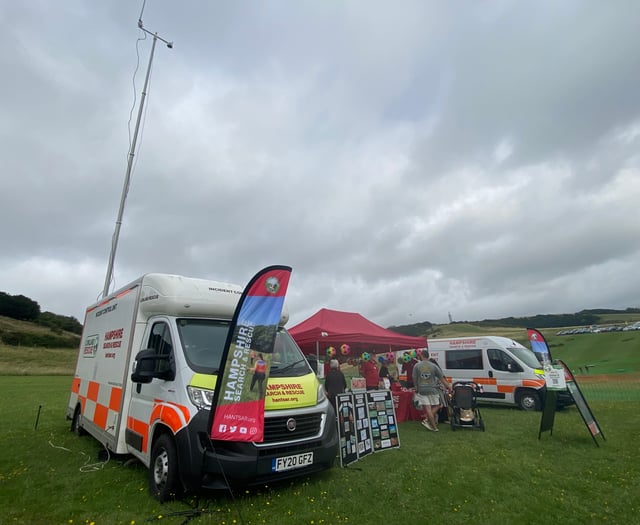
[67,273,338,500]
[427,336,573,411]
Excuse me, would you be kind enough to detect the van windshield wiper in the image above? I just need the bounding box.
[272,359,307,373]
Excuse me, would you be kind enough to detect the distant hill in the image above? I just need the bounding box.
[0,315,80,349]
[0,290,82,335]
[388,308,640,338]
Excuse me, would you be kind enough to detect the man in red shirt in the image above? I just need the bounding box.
[359,353,379,390]
[401,352,419,389]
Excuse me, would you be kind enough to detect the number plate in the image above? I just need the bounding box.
[272,452,314,472]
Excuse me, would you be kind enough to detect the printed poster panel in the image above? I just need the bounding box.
[209,266,292,442]
[336,393,358,467]
[351,377,366,392]
[366,390,400,452]
[544,365,567,391]
[353,392,373,459]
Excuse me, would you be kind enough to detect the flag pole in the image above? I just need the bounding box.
[102,21,173,298]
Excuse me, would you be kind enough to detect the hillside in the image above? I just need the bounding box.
[391,309,640,339]
[0,315,81,349]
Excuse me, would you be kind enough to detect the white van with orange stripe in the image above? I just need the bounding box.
[427,336,571,411]
[67,273,338,501]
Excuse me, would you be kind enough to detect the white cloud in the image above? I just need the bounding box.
[0,1,638,330]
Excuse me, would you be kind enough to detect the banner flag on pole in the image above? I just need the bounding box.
[209,265,292,442]
[527,327,552,367]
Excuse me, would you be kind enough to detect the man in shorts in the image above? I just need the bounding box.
[413,349,451,431]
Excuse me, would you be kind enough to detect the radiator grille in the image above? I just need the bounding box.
[262,413,323,443]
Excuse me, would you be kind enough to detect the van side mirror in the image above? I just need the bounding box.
[131,349,175,383]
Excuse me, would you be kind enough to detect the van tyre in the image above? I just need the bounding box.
[150,434,182,502]
[517,390,540,411]
[71,406,86,436]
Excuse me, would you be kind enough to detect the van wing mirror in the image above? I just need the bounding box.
[131,349,157,383]
[131,349,175,383]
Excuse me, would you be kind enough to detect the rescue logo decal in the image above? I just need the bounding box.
[83,335,100,358]
[265,276,281,294]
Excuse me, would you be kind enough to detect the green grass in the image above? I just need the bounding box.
[0,375,639,525]
[0,345,77,375]
[1,329,639,524]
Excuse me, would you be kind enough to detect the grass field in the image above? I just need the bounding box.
[1,328,639,524]
[0,374,639,524]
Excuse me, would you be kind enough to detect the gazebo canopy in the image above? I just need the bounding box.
[289,308,427,356]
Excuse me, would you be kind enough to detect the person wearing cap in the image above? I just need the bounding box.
[413,349,451,431]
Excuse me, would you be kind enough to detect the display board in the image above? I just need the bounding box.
[366,390,400,451]
[336,390,399,466]
[561,360,605,446]
[567,380,605,446]
[538,360,605,446]
[336,393,358,466]
[353,392,373,459]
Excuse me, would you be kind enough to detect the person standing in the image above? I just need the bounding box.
[248,353,267,399]
[413,349,451,431]
[401,352,419,388]
[324,359,347,407]
[359,353,379,391]
[378,357,392,388]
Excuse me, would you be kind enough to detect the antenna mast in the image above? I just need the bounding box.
[102,20,173,298]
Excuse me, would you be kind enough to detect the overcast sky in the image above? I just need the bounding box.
[1,1,639,329]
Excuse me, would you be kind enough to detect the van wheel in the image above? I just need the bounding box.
[71,406,86,436]
[149,434,182,502]
[517,390,540,411]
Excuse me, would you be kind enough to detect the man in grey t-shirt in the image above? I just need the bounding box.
[413,349,451,431]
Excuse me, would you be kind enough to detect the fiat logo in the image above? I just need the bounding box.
[286,418,297,432]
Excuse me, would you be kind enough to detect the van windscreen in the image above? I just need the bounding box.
[178,320,311,377]
[509,346,542,369]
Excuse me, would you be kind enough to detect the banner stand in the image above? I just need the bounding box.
[335,389,399,467]
[538,360,605,447]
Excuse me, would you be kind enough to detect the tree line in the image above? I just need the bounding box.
[0,291,83,336]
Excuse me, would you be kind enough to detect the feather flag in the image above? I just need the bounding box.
[209,265,292,442]
[527,327,552,367]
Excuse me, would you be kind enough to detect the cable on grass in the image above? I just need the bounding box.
[48,434,111,473]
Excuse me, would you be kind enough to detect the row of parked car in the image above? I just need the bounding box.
[556,321,640,336]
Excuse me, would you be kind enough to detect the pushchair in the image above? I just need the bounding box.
[449,381,485,431]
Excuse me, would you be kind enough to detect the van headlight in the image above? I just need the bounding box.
[187,386,214,409]
[317,383,326,403]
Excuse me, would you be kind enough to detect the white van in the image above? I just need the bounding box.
[67,273,337,501]
[427,336,572,411]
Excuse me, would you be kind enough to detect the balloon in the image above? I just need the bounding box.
[340,344,350,355]
[362,352,371,361]
[378,355,386,363]
[326,346,336,358]
[402,353,412,363]
[386,352,395,362]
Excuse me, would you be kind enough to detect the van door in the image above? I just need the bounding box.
[126,318,179,459]
[486,348,524,405]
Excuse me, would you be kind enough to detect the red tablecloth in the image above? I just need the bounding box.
[392,388,424,422]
